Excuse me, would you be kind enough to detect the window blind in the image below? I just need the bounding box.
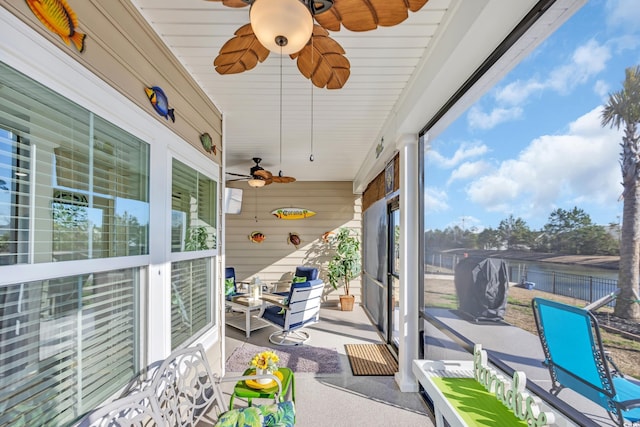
[0,269,139,426]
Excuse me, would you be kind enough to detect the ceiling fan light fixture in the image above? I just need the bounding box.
[250,0,313,54]
[248,178,266,188]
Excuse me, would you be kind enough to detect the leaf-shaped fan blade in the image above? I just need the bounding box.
[314,0,429,32]
[272,176,296,183]
[292,26,350,89]
[253,169,273,180]
[214,24,270,75]
[227,172,251,177]
[203,0,248,8]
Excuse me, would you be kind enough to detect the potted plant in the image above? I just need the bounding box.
[327,227,361,311]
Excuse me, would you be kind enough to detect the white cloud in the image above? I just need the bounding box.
[548,40,610,94]
[471,39,611,130]
[606,0,640,30]
[425,187,449,214]
[427,141,489,168]
[594,79,610,100]
[448,160,492,185]
[495,79,544,105]
[465,107,621,219]
[467,105,523,130]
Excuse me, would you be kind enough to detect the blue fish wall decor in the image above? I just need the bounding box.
[145,86,175,122]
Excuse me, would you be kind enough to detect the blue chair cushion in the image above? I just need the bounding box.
[294,266,318,281]
[262,306,287,327]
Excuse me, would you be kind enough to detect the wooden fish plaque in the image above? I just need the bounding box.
[271,208,316,220]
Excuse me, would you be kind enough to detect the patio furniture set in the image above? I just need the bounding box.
[79,344,295,426]
[225,266,323,345]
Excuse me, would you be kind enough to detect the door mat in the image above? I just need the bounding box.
[226,343,341,374]
[345,343,398,376]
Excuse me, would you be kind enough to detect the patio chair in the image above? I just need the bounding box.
[80,344,295,427]
[151,344,295,426]
[261,280,324,345]
[225,267,248,300]
[531,297,640,426]
[78,388,164,426]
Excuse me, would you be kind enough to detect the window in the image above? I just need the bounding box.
[171,258,211,349]
[170,159,217,348]
[0,61,150,264]
[0,61,149,425]
[171,159,217,252]
[0,269,140,426]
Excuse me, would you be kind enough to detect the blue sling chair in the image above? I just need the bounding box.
[532,297,640,426]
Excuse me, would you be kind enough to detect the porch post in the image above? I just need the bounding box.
[396,133,419,392]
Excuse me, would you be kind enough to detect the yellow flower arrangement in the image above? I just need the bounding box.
[249,350,279,371]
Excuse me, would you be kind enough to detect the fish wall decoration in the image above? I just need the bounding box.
[144,86,175,122]
[249,231,265,244]
[26,0,86,52]
[200,133,217,155]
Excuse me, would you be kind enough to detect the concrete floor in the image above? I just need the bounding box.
[221,301,434,427]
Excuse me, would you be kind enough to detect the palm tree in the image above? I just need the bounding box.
[601,65,640,320]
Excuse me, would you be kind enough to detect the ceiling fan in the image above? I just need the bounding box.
[227,157,296,187]
[206,0,429,89]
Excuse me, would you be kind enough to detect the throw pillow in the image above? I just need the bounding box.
[225,278,235,296]
[214,406,263,427]
[278,297,289,315]
[292,275,306,283]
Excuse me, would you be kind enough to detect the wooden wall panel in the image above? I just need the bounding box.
[226,181,362,303]
[0,0,223,163]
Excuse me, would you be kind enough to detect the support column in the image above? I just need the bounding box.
[395,133,419,392]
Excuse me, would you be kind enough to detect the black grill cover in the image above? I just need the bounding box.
[454,257,509,321]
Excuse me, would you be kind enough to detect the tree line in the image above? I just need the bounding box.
[426,207,620,256]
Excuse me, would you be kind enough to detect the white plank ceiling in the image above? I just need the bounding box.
[130,0,573,188]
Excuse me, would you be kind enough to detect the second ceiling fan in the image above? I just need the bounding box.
[227,157,296,187]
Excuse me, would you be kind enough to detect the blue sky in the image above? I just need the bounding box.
[425,0,640,232]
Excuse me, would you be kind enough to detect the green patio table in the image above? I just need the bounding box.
[229,367,295,409]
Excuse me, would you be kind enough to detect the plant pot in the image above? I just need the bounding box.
[340,294,355,311]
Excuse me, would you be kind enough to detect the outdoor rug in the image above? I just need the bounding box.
[226,343,341,374]
[344,343,398,376]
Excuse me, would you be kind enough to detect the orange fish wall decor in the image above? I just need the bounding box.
[26,0,86,52]
[249,231,265,244]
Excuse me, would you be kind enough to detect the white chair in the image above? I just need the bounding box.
[260,280,324,346]
[79,344,295,426]
[77,389,163,426]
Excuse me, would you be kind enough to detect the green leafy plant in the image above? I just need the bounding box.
[185,226,209,251]
[327,227,361,296]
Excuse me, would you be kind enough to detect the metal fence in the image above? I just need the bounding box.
[523,269,618,306]
[425,252,619,306]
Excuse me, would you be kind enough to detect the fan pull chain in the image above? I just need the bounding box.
[279,44,283,176]
[309,31,315,162]
[254,188,258,222]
